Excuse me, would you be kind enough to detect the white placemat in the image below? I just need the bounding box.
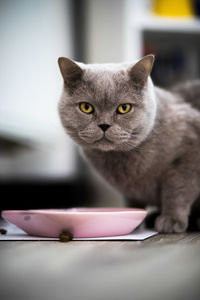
[0,221,157,241]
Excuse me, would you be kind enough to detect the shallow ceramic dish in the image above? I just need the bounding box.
[1,208,147,238]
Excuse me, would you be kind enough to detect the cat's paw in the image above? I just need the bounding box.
[155,215,188,233]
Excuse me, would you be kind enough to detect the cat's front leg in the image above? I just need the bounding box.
[155,214,188,233]
[155,161,200,233]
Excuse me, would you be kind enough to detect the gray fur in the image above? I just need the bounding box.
[58,56,200,233]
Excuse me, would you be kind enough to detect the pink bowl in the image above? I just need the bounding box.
[1,208,147,238]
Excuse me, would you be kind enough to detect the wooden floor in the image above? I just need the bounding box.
[0,230,200,300]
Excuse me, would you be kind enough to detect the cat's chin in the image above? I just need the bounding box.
[80,136,143,152]
[92,142,142,152]
[92,138,116,151]
[88,140,139,152]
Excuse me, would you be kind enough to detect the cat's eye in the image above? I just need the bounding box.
[79,102,94,114]
[117,104,132,114]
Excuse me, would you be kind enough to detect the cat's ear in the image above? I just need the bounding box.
[58,57,83,89]
[128,55,155,88]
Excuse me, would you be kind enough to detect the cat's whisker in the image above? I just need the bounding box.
[123,142,141,153]
[121,137,145,152]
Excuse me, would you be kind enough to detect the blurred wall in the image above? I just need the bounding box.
[0,0,76,179]
[85,0,125,63]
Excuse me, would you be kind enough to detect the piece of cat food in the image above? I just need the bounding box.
[0,228,7,235]
[59,231,73,242]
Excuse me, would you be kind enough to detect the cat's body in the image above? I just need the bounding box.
[84,83,200,205]
[58,56,200,233]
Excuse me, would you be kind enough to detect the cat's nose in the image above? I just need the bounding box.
[98,124,110,132]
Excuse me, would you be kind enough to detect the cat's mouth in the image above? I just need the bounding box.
[95,136,113,144]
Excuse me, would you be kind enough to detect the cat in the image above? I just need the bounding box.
[58,55,200,233]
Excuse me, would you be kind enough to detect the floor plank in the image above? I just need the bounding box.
[0,220,200,300]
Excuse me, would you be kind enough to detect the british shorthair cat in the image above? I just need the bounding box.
[58,55,200,233]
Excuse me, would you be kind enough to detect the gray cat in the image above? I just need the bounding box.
[58,55,200,233]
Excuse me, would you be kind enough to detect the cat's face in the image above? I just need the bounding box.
[58,56,156,152]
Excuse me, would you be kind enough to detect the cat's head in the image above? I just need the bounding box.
[58,55,156,152]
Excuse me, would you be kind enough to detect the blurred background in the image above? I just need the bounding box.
[0,0,200,210]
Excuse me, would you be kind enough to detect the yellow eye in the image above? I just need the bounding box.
[117,104,132,114]
[79,102,94,114]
